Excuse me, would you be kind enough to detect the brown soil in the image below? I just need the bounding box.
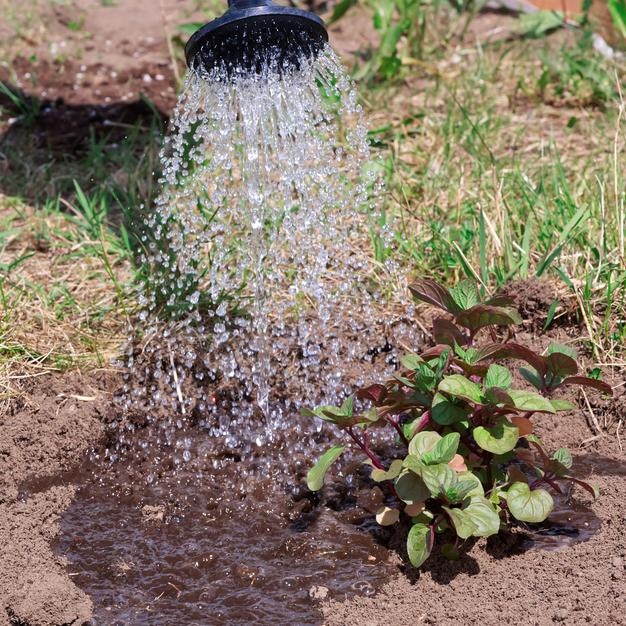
[1,286,625,625]
[0,371,116,626]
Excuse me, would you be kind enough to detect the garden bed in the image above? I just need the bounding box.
[1,299,624,625]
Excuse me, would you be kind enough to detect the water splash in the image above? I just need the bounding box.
[112,45,415,471]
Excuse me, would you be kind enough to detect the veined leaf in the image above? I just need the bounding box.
[520,366,544,391]
[408,431,442,457]
[395,469,430,505]
[409,279,462,315]
[376,506,400,526]
[476,343,547,375]
[455,305,523,331]
[438,375,483,404]
[545,351,578,380]
[433,318,466,347]
[551,399,576,411]
[463,496,501,537]
[473,418,519,454]
[371,459,403,482]
[407,523,434,568]
[508,389,556,414]
[431,392,468,425]
[485,364,513,390]
[449,280,480,310]
[420,463,458,498]
[506,482,554,523]
[443,506,477,539]
[561,376,613,395]
[546,342,577,360]
[307,446,346,491]
[552,448,573,470]
[422,432,461,465]
[357,384,387,403]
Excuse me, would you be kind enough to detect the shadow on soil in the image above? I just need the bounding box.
[0,81,167,211]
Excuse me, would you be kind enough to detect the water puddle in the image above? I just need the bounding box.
[522,465,602,551]
[48,427,395,625]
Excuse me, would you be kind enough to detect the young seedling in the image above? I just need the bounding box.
[303,279,612,568]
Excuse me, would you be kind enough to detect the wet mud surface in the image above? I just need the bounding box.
[53,457,392,625]
[2,346,624,625]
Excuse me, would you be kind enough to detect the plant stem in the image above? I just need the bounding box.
[386,415,409,445]
[347,427,385,470]
[415,410,432,434]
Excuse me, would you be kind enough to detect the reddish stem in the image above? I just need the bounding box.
[347,427,385,470]
[414,410,432,434]
[386,415,409,445]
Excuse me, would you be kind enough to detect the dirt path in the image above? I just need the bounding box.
[0,372,115,626]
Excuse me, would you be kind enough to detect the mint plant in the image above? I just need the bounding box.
[303,279,612,568]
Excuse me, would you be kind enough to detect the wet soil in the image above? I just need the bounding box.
[2,283,625,625]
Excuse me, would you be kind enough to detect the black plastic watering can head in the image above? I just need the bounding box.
[185,0,328,78]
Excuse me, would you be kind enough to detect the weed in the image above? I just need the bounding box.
[304,279,612,568]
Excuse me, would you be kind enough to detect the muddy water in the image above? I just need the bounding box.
[47,425,602,625]
[52,426,395,625]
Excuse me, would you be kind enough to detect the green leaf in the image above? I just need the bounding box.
[306,446,346,491]
[546,342,577,360]
[455,305,523,331]
[441,543,460,560]
[371,459,403,482]
[473,418,519,454]
[407,523,433,568]
[485,364,512,390]
[463,496,501,537]
[421,463,458,498]
[379,21,408,58]
[301,404,350,424]
[422,432,461,465]
[376,506,400,526]
[551,399,576,411]
[431,392,468,425]
[457,471,485,497]
[408,431,442,457]
[449,280,480,310]
[608,0,626,38]
[552,448,573,469]
[443,506,478,539]
[401,353,423,370]
[328,0,357,24]
[439,375,483,404]
[508,389,557,414]
[519,10,564,38]
[395,470,430,505]
[545,351,578,380]
[340,395,355,416]
[402,416,423,440]
[445,479,479,504]
[506,482,554,523]
[520,366,544,391]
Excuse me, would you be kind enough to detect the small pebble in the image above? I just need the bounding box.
[309,585,329,600]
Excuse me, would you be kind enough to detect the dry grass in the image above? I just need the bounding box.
[0,195,130,407]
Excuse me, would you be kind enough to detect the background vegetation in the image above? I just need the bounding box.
[0,0,624,413]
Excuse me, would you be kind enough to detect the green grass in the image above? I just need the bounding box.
[0,2,624,406]
[359,23,625,365]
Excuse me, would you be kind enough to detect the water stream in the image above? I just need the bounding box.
[52,40,600,625]
[113,44,410,469]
